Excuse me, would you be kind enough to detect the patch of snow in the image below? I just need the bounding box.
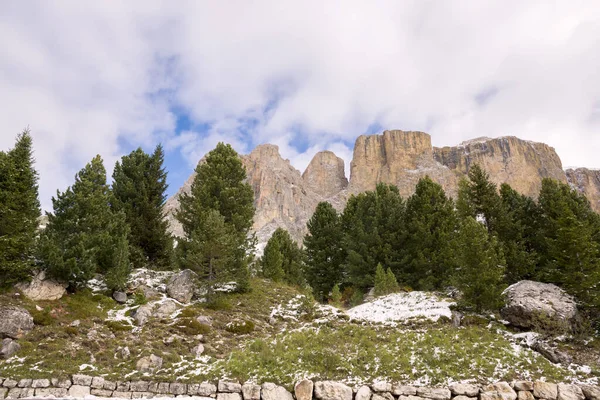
[347,291,455,324]
[87,277,107,292]
[78,363,97,371]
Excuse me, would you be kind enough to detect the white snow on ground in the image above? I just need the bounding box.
[269,294,346,324]
[347,291,455,324]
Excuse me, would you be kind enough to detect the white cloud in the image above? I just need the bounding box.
[1,1,600,209]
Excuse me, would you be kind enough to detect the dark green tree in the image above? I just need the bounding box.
[176,143,255,292]
[341,183,405,290]
[330,284,343,307]
[457,164,503,234]
[112,145,173,269]
[38,155,130,290]
[0,129,41,286]
[400,176,458,290]
[373,263,399,297]
[451,217,506,312]
[261,233,284,282]
[262,228,304,286]
[304,202,345,301]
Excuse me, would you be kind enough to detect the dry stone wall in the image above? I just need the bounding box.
[0,375,598,400]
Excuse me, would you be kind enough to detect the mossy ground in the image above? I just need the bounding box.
[0,278,598,386]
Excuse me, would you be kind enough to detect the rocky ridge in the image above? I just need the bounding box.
[166,130,597,246]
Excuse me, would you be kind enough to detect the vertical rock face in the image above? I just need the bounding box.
[349,130,459,197]
[434,136,567,199]
[566,168,600,213]
[302,151,348,198]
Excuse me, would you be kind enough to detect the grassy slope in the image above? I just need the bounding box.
[0,278,598,387]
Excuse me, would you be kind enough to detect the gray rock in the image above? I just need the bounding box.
[136,354,163,372]
[133,304,154,326]
[16,380,30,388]
[531,341,572,365]
[501,281,578,330]
[113,291,128,303]
[147,382,159,393]
[242,382,261,400]
[399,396,426,400]
[372,382,392,392]
[35,387,68,397]
[0,339,20,359]
[261,382,293,400]
[91,388,114,397]
[0,306,34,339]
[580,385,600,400]
[103,380,117,391]
[294,379,313,400]
[416,387,452,400]
[481,383,517,400]
[69,385,91,398]
[136,285,161,300]
[91,376,105,389]
[15,271,67,301]
[355,386,373,400]
[518,392,536,400]
[0,388,6,400]
[216,394,242,400]
[558,384,585,400]
[132,392,155,399]
[130,381,150,392]
[157,382,170,394]
[167,269,198,303]
[155,299,179,318]
[197,382,217,397]
[170,383,187,395]
[192,343,205,358]
[450,384,480,397]
[8,388,33,399]
[393,385,418,396]
[51,378,72,389]
[514,382,534,392]
[2,380,17,389]
[72,374,93,386]
[534,382,558,400]
[373,394,394,400]
[113,390,133,399]
[116,381,131,392]
[314,381,353,400]
[30,379,49,388]
[218,381,242,393]
[196,315,213,326]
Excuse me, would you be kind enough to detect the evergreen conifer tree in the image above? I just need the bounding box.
[400,176,457,290]
[304,201,344,301]
[330,284,342,307]
[262,228,304,286]
[0,129,41,286]
[39,155,130,290]
[261,233,284,282]
[457,164,503,233]
[176,143,255,293]
[112,145,173,269]
[373,263,399,296]
[451,217,506,312]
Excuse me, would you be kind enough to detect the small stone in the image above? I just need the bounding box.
[393,385,418,396]
[580,385,600,400]
[147,382,158,393]
[558,384,585,400]
[294,379,313,400]
[170,383,187,395]
[216,394,242,400]
[132,392,154,399]
[242,382,261,400]
[197,382,217,397]
[372,382,392,392]
[2,380,17,389]
[482,382,517,400]
[373,393,394,400]
[0,388,7,400]
[69,319,81,327]
[91,376,105,389]
[356,385,373,400]
[113,390,133,399]
[113,291,128,303]
[261,382,293,400]
[314,381,353,400]
[450,384,480,397]
[192,343,205,358]
[116,381,131,392]
[91,388,114,398]
[514,382,534,392]
[72,374,93,386]
[6,388,22,399]
[157,382,170,394]
[534,382,558,400]
[0,339,20,359]
[454,396,476,400]
[130,381,150,392]
[218,380,242,393]
[16,379,31,388]
[51,378,72,389]
[416,387,452,400]
[197,315,213,326]
[69,385,91,398]
[136,354,163,372]
[519,391,536,400]
[103,380,117,390]
[31,379,50,388]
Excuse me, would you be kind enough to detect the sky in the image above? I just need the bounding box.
[1,1,600,211]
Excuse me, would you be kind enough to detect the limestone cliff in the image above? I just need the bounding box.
[434,136,567,199]
[302,151,348,198]
[566,168,600,212]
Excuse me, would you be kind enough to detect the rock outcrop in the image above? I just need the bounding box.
[15,271,67,301]
[501,280,578,330]
[0,306,34,339]
[166,130,598,249]
[566,168,600,213]
[166,269,198,304]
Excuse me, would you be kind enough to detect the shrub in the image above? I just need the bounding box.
[105,320,134,333]
[32,309,55,326]
[203,296,232,311]
[175,317,210,335]
[225,319,255,335]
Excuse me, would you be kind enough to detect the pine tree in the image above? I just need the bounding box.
[304,201,345,301]
[39,155,130,290]
[261,233,284,282]
[457,164,503,233]
[330,284,342,307]
[0,129,41,286]
[400,176,457,290]
[373,263,399,297]
[176,143,255,293]
[451,217,506,312]
[112,145,173,269]
[341,183,405,290]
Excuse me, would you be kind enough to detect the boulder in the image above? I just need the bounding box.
[450,384,480,397]
[133,304,153,326]
[261,382,293,400]
[557,384,585,400]
[242,382,261,400]
[15,271,67,301]
[534,382,558,400]
[0,339,20,359]
[314,381,353,400]
[136,354,163,372]
[166,269,198,303]
[355,385,373,400]
[0,306,34,339]
[481,383,517,400]
[154,299,179,318]
[294,379,314,400]
[113,291,128,304]
[580,385,600,400]
[531,341,572,365]
[501,281,578,330]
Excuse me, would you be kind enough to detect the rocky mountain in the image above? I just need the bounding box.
[165,130,597,247]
